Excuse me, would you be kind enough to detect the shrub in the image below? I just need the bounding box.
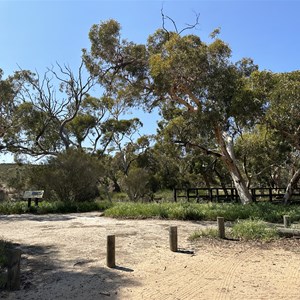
[104,202,204,220]
[120,167,153,201]
[231,219,279,241]
[0,199,113,215]
[29,149,103,202]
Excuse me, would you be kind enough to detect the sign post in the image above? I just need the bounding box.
[23,190,44,207]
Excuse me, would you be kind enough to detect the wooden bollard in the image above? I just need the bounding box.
[106,235,115,268]
[169,226,178,252]
[217,217,225,239]
[6,249,21,290]
[283,215,291,228]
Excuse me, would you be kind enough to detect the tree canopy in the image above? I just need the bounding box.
[1,17,300,204]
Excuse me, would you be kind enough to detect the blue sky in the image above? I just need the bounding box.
[1,0,299,75]
[1,0,300,161]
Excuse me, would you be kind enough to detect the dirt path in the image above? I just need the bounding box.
[0,212,300,299]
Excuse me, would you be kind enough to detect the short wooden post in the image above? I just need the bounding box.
[217,217,225,239]
[283,215,291,228]
[106,235,115,268]
[6,249,21,290]
[169,226,178,252]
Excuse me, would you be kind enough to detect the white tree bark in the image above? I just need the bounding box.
[284,168,300,204]
[215,126,253,205]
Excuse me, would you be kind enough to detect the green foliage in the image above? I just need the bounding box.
[120,167,153,201]
[0,201,28,214]
[199,202,253,221]
[235,125,291,187]
[111,192,130,202]
[29,149,103,202]
[231,219,279,241]
[189,219,279,242]
[0,200,112,215]
[266,71,300,142]
[104,202,202,220]
[104,201,300,223]
[37,200,112,214]
[153,190,174,202]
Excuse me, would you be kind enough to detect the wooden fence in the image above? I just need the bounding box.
[173,187,300,203]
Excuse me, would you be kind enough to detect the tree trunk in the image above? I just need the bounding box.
[214,126,253,205]
[283,168,300,204]
[213,164,229,198]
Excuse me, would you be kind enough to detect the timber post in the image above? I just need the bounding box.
[6,249,21,290]
[217,217,225,239]
[283,215,291,228]
[106,235,116,268]
[169,226,178,252]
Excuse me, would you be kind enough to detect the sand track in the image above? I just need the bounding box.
[0,213,300,299]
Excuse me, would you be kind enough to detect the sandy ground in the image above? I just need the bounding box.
[0,212,300,300]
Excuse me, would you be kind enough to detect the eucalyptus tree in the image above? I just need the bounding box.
[264,71,300,203]
[10,62,97,157]
[235,125,291,188]
[0,69,24,154]
[154,112,230,190]
[3,61,143,160]
[83,19,266,204]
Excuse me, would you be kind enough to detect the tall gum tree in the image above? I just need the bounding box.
[83,19,265,204]
[0,69,24,154]
[264,71,300,203]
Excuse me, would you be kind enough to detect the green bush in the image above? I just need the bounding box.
[104,201,300,223]
[120,167,153,201]
[111,192,130,202]
[153,190,174,202]
[0,201,28,214]
[0,200,113,215]
[104,202,204,220]
[28,149,103,202]
[231,219,279,241]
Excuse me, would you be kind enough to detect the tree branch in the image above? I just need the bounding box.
[174,140,222,158]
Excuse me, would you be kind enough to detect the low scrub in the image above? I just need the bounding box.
[104,202,204,220]
[189,219,279,242]
[104,201,300,223]
[231,219,279,241]
[1,200,300,226]
[0,200,112,215]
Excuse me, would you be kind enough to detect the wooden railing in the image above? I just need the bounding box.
[173,187,300,203]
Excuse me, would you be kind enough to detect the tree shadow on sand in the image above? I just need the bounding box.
[0,242,138,300]
[0,214,78,223]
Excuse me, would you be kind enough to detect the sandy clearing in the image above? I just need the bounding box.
[0,212,300,300]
